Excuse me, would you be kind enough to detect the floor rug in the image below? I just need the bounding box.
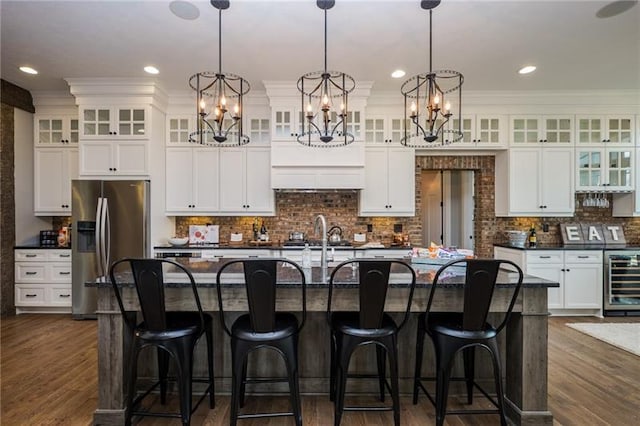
[567,323,640,356]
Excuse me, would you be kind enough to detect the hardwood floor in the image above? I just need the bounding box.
[1,315,639,425]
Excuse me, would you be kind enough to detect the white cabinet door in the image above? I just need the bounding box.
[166,148,195,212]
[80,141,148,176]
[35,115,79,146]
[166,148,219,214]
[360,147,389,214]
[564,263,602,309]
[272,107,302,140]
[34,148,78,215]
[508,149,541,214]
[528,263,565,309]
[510,115,573,146]
[244,148,274,214]
[359,147,415,216]
[576,148,634,191]
[219,148,246,212]
[80,106,148,139]
[576,115,635,146]
[541,148,574,214]
[386,147,415,215]
[167,116,194,145]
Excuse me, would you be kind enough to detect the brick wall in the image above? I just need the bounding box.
[177,153,640,259]
[1,104,16,315]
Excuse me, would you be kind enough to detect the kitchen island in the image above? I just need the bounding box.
[92,260,556,425]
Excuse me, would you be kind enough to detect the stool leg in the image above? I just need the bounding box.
[125,340,141,426]
[329,333,336,402]
[376,344,386,402]
[435,345,454,426]
[383,336,400,426]
[172,338,194,426]
[239,358,248,408]
[463,346,476,405]
[230,339,248,426]
[487,338,507,426]
[280,336,302,426]
[157,347,170,405]
[413,320,426,405]
[205,326,215,409]
[335,336,356,426]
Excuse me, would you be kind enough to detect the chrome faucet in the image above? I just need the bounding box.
[314,214,328,283]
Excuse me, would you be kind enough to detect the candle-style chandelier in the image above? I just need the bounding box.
[297,0,356,148]
[400,0,463,147]
[188,0,250,146]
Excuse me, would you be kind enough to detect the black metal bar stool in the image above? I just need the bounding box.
[327,259,416,426]
[109,258,214,426]
[216,258,306,426]
[412,258,523,426]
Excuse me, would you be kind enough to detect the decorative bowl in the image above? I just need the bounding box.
[168,237,189,246]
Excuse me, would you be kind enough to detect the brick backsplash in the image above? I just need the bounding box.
[177,154,640,258]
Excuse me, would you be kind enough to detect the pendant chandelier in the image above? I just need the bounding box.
[188,0,250,146]
[400,0,463,147]
[297,0,356,148]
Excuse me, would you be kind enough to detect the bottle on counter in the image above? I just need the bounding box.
[528,227,537,248]
[302,242,312,268]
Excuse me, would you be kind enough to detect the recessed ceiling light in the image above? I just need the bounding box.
[596,0,637,18]
[391,69,406,78]
[169,1,200,20]
[144,66,159,75]
[518,65,537,75]
[19,66,38,75]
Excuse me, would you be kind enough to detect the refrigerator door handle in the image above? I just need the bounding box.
[104,197,111,276]
[95,197,104,280]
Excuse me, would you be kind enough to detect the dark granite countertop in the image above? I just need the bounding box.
[90,258,557,289]
[493,243,640,251]
[14,245,71,250]
[154,244,411,251]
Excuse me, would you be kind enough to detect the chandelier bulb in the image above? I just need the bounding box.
[340,102,345,111]
[410,101,417,112]
[444,101,451,112]
[433,95,440,105]
[322,94,329,106]
[199,99,206,111]
[233,104,240,115]
[214,107,220,117]
[220,96,227,106]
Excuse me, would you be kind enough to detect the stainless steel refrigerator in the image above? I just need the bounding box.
[71,180,150,319]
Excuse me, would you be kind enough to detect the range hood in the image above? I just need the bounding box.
[270,140,365,189]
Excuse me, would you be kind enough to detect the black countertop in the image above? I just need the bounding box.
[154,244,411,251]
[494,243,640,251]
[14,245,70,250]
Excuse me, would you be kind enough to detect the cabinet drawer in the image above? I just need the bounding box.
[15,285,46,306]
[48,250,71,261]
[526,251,563,264]
[15,264,46,282]
[15,250,47,262]
[49,263,72,283]
[564,251,603,264]
[50,286,72,306]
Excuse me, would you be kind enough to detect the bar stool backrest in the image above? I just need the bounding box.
[358,261,392,329]
[427,258,524,333]
[328,259,416,331]
[109,258,205,332]
[216,258,307,336]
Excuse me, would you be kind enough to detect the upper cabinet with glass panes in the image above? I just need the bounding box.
[34,115,79,146]
[166,116,193,145]
[509,115,573,146]
[449,114,507,148]
[79,106,148,139]
[575,115,635,147]
[575,148,634,191]
[364,115,409,144]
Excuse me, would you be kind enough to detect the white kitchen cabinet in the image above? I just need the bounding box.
[612,148,640,217]
[359,146,415,216]
[364,115,408,144]
[219,147,274,215]
[79,140,148,176]
[34,148,79,215]
[495,147,574,216]
[35,115,79,146]
[15,249,72,314]
[165,147,219,214]
[248,117,271,145]
[493,247,602,315]
[272,105,363,142]
[510,115,573,146]
[451,114,507,148]
[575,115,635,146]
[167,115,194,145]
[80,106,148,139]
[575,148,633,191]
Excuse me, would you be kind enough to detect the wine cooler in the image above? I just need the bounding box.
[604,250,640,316]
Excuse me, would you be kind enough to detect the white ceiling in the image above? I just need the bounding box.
[1,0,639,96]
